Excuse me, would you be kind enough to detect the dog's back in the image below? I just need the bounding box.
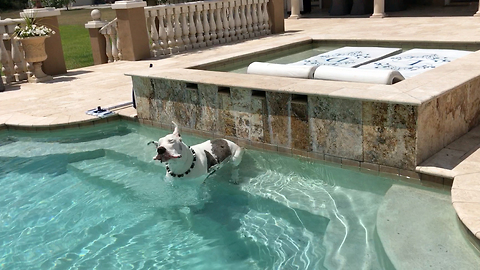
[193,139,243,175]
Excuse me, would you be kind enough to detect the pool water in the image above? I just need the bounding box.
[207,43,343,74]
[0,122,445,269]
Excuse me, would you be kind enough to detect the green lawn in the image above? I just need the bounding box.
[1,8,117,70]
[60,24,94,70]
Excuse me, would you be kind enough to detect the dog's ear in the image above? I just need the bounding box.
[147,141,158,147]
[172,121,181,137]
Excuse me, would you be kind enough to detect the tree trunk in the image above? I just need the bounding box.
[146,0,157,6]
[35,0,43,8]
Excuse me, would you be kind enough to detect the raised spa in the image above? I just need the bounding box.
[128,39,480,179]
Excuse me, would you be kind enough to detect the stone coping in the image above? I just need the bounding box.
[452,175,480,241]
[0,106,137,132]
[417,125,480,242]
[112,0,146,9]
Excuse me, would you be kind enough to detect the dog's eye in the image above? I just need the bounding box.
[168,139,175,143]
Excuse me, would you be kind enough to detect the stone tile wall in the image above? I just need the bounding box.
[133,74,480,172]
[417,75,480,165]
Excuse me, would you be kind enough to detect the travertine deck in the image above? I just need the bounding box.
[418,125,480,242]
[1,5,480,242]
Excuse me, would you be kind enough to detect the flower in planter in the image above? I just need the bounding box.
[13,16,56,38]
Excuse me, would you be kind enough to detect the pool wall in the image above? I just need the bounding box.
[132,76,417,169]
[128,40,480,179]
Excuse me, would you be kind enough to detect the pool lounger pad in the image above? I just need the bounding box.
[247,62,317,79]
[313,66,405,85]
[358,48,472,78]
[291,46,402,68]
[247,46,402,79]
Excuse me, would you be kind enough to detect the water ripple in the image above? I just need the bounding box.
[0,126,396,269]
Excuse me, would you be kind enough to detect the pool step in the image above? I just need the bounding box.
[376,185,480,269]
[67,150,163,192]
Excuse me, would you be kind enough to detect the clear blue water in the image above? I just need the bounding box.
[0,122,437,269]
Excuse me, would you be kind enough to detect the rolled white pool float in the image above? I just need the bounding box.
[313,66,405,85]
[247,62,317,79]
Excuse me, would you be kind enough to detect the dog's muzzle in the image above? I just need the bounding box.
[153,146,181,163]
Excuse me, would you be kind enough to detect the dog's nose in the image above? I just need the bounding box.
[157,147,166,155]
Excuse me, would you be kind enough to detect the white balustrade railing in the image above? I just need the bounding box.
[0,18,30,86]
[99,18,121,62]
[145,0,271,56]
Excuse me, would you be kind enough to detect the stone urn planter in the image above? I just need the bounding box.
[17,35,53,83]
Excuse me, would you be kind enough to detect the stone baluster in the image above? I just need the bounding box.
[165,7,175,53]
[262,0,270,35]
[240,0,248,39]
[11,37,28,82]
[0,69,3,91]
[173,6,183,52]
[215,1,225,43]
[256,0,265,35]
[147,10,160,57]
[234,0,242,40]
[3,22,27,82]
[99,19,119,62]
[110,26,120,61]
[0,26,6,90]
[188,4,198,48]
[256,0,263,34]
[115,22,122,61]
[180,5,191,50]
[195,4,205,47]
[222,1,231,42]
[246,0,254,38]
[1,23,15,82]
[228,1,236,41]
[208,2,218,45]
[202,3,211,46]
[158,8,168,54]
[252,0,260,36]
[103,32,113,62]
[0,32,15,84]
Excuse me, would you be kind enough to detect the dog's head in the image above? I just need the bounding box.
[148,122,184,163]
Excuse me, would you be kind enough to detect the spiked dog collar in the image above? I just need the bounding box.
[166,148,196,178]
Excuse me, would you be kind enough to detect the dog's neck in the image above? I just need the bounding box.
[166,142,196,177]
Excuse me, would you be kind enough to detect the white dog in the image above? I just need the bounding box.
[148,122,244,181]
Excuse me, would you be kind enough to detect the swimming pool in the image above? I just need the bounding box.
[0,122,459,269]
[194,40,480,74]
